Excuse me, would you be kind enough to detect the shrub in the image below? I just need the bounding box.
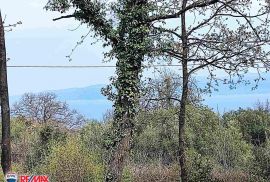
[128,163,178,182]
[187,149,215,182]
[211,124,253,170]
[133,108,178,164]
[224,109,270,146]
[250,141,270,181]
[80,121,106,153]
[36,136,104,181]
[26,125,67,171]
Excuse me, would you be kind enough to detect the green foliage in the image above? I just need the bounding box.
[224,109,270,146]
[214,124,253,170]
[36,136,104,182]
[79,120,110,163]
[26,125,67,171]
[133,108,178,164]
[6,104,270,181]
[11,118,28,141]
[133,105,256,180]
[39,125,67,145]
[10,119,38,172]
[80,121,106,152]
[186,106,253,170]
[186,149,215,182]
[122,167,134,182]
[46,0,114,42]
[185,105,220,155]
[251,141,270,180]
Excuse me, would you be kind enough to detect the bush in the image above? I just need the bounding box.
[26,125,67,171]
[223,109,270,146]
[187,149,215,182]
[185,105,220,155]
[251,141,270,181]
[211,124,253,170]
[10,118,40,172]
[128,163,179,182]
[187,106,253,170]
[133,108,178,164]
[80,121,107,153]
[122,167,134,182]
[36,136,104,182]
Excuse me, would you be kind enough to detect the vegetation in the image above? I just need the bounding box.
[12,92,85,128]
[1,89,269,181]
[45,0,151,180]
[45,1,270,181]
[1,0,270,181]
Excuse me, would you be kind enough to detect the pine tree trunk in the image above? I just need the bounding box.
[0,11,12,175]
[179,1,188,181]
[179,81,188,182]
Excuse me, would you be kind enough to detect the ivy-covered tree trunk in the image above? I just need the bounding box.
[0,11,12,175]
[45,0,149,180]
[106,73,140,181]
[106,50,142,181]
[105,1,149,181]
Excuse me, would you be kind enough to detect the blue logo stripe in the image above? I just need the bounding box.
[28,175,34,182]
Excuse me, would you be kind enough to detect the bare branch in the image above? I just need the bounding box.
[149,0,220,22]
[53,14,75,21]
[146,97,181,102]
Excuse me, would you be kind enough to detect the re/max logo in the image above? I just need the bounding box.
[20,175,49,182]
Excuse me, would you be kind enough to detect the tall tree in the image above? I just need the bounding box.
[148,0,270,181]
[12,92,85,128]
[103,1,150,181]
[0,11,11,175]
[45,0,150,181]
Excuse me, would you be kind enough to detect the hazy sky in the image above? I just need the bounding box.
[2,0,116,95]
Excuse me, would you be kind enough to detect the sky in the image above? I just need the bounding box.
[1,0,270,117]
[2,0,116,95]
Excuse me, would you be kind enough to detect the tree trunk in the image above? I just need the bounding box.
[105,50,140,182]
[105,1,149,181]
[106,122,132,182]
[179,74,188,182]
[0,11,12,175]
[179,1,188,181]
[105,67,139,182]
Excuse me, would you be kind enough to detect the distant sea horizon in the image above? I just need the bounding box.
[9,75,270,120]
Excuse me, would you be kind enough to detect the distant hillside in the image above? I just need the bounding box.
[10,84,112,120]
[54,85,106,100]
[202,76,270,112]
[9,78,270,119]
